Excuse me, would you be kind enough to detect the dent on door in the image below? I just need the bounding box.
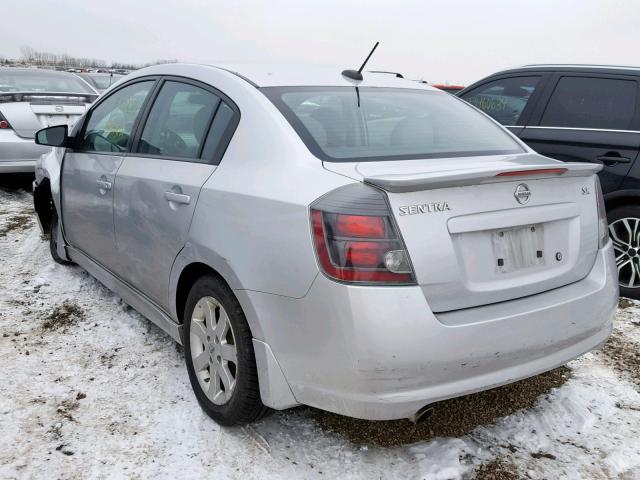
[112,157,216,308]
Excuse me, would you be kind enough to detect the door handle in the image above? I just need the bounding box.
[164,191,191,205]
[597,154,631,166]
[96,179,112,191]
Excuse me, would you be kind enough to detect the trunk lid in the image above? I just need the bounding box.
[0,92,95,138]
[324,153,602,312]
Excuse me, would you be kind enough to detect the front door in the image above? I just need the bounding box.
[520,75,640,193]
[62,80,155,266]
[112,79,238,308]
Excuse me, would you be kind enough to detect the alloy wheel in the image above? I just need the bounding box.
[189,296,238,405]
[609,217,640,288]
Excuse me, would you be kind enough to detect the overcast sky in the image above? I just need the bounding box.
[3,0,640,84]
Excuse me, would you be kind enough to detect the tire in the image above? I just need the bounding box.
[183,274,268,426]
[49,208,71,265]
[607,205,640,300]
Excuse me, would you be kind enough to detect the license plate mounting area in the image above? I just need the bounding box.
[491,224,544,273]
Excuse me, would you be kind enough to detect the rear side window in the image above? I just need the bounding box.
[540,77,637,130]
[264,87,523,162]
[461,76,540,126]
[78,81,153,152]
[201,102,235,161]
[136,81,221,160]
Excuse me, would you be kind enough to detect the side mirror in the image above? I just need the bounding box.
[35,125,68,147]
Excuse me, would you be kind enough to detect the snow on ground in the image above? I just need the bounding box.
[1,182,639,480]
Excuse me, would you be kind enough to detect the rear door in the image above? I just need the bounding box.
[520,74,640,193]
[62,79,155,266]
[459,74,549,136]
[112,77,239,308]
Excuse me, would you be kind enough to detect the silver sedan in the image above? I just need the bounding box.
[0,67,97,173]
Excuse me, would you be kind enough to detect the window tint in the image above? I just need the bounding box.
[136,81,221,160]
[78,81,153,152]
[462,76,540,126]
[540,77,637,130]
[201,102,235,161]
[264,87,523,162]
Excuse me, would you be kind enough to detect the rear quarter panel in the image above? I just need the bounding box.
[166,68,354,317]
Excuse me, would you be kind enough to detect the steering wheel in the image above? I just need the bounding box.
[158,129,187,156]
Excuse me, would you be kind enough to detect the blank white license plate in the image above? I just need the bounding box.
[491,224,544,273]
[43,115,77,127]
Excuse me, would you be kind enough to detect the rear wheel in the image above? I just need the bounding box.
[608,205,640,300]
[183,275,268,425]
[49,208,71,265]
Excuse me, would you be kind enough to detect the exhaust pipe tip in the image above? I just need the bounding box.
[409,404,433,424]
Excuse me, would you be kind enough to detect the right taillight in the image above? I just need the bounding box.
[0,111,11,129]
[594,175,608,248]
[310,183,416,285]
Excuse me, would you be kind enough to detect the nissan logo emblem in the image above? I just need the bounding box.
[514,183,531,205]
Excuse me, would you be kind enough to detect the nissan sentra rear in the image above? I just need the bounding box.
[35,63,617,425]
[258,81,618,420]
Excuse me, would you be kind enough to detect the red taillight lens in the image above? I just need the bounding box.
[311,209,414,284]
[345,241,392,268]
[310,184,415,285]
[336,214,385,238]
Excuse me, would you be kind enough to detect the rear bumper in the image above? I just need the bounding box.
[0,130,49,172]
[243,241,618,420]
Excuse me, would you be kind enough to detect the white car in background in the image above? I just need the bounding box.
[0,67,97,173]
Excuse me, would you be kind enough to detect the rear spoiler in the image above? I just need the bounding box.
[364,162,602,192]
[0,91,98,104]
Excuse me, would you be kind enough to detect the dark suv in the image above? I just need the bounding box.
[458,65,640,299]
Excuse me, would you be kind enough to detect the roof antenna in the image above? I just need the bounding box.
[342,42,379,81]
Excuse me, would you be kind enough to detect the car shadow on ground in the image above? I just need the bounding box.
[0,173,34,192]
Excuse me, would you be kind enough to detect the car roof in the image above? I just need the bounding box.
[199,63,438,89]
[489,64,640,76]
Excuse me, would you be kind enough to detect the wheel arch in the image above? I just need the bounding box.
[171,257,265,341]
[604,190,640,213]
[172,259,296,409]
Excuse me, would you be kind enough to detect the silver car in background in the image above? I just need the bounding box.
[33,64,617,426]
[0,67,97,173]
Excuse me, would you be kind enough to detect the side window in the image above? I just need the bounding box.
[78,81,153,152]
[540,77,637,130]
[136,81,222,161]
[461,76,540,126]
[201,102,235,161]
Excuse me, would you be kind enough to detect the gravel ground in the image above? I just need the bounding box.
[1,175,639,479]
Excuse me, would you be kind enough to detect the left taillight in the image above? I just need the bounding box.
[0,111,11,129]
[310,183,416,285]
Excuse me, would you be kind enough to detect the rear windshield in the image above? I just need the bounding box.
[82,74,122,90]
[0,69,95,94]
[263,87,524,162]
